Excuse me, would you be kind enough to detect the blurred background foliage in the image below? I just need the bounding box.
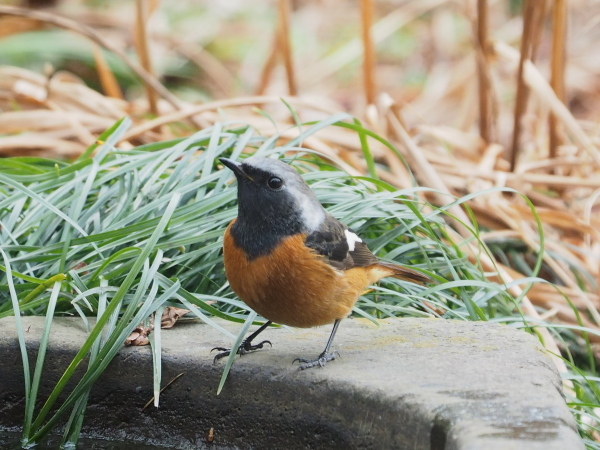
[1,0,600,446]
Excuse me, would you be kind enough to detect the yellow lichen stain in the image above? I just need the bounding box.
[413,340,437,348]
[344,334,409,351]
[373,335,410,346]
[479,345,499,351]
[449,336,476,344]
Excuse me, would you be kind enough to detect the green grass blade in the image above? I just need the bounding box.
[149,305,165,408]
[217,311,257,395]
[23,282,61,438]
[28,193,181,438]
[0,248,32,445]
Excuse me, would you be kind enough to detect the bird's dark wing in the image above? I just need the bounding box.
[304,215,377,270]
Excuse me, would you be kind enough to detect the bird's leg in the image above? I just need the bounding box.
[293,319,342,370]
[212,321,272,363]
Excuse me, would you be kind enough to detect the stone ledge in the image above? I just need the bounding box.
[0,317,584,449]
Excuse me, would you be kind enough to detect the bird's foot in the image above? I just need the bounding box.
[293,350,340,370]
[211,339,272,363]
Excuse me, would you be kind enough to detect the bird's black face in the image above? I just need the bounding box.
[220,157,325,259]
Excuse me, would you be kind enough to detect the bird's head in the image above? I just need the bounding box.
[220,156,326,235]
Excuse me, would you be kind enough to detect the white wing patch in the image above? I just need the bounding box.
[344,229,362,252]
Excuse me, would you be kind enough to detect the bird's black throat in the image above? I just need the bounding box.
[230,187,306,259]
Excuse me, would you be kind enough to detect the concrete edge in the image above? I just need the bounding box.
[0,317,584,449]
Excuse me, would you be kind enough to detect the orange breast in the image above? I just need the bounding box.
[223,220,376,328]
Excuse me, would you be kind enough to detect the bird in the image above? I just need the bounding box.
[214,156,431,370]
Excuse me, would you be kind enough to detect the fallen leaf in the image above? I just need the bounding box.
[161,306,191,329]
[125,325,152,346]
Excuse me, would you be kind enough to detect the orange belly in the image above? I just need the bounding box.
[223,221,373,328]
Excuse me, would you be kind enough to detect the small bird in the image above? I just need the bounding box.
[214,156,431,370]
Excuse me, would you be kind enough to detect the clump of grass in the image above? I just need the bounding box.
[1,0,600,447]
[1,115,599,447]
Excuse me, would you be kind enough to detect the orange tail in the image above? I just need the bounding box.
[373,262,432,285]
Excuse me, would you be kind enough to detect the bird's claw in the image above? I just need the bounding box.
[210,346,229,353]
[211,339,272,364]
[292,351,340,370]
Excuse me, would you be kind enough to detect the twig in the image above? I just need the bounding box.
[510,0,539,171]
[91,44,123,99]
[529,0,547,63]
[142,372,184,412]
[134,0,158,115]
[476,0,491,142]
[277,0,297,96]
[360,0,376,106]
[549,0,567,158]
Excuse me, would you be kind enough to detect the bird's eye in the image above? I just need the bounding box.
[268,176,283,190]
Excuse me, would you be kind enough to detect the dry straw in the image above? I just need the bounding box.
[1,0,599,441]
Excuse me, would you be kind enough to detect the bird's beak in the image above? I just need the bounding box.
[219,157,250,180]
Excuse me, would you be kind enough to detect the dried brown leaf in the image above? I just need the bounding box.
[160,306,191,329]
[125,326,152,346]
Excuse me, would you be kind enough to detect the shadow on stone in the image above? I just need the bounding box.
[0,317,584,449]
